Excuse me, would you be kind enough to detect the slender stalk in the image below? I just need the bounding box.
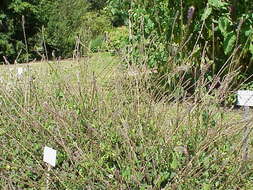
[42,26,49,62]
[22,15,29,63]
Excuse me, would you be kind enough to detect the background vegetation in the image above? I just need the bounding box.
[1,0,253,189]
[1,0,252,91]
[108,0,253,95]
[0,0,110,62]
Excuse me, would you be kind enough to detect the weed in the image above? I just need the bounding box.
[0,53,252,189]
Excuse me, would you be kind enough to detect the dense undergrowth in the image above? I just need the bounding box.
[0,53,252,189]
[1,0,253,189]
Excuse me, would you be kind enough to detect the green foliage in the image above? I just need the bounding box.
[39,1,111,58]
[0,0,111,63]
[87,0,108,10]
[90,35,104,52]
[208,0,228,9]
[105,26,129,54]
[0,0,44,63]
[107,0,253,95]
[0,54,252,188]
[106,0,130,26]
[42,0,89,57]
[80,11,111,37]
[0,34,15,58]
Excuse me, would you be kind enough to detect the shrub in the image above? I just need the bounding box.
[107,0,253,96]
[105,26,129,54]
[90,35,105,52]
[0,0,112,62]
[43,2,112,58]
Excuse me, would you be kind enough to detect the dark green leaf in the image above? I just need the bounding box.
[224,32,236,55]
[218,17,231,37]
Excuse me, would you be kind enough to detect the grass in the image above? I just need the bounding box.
[0,52,253,189]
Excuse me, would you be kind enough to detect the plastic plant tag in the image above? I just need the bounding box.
[237,90,253,107]
[17,67,24,76]
[43,146,57,167]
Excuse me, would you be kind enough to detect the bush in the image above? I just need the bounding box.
[0,0,112,62]
[107,0,253,96]
[105,26,129,54]
[0,0,45,63]
[90,35,105,52]
[43,3,112,57]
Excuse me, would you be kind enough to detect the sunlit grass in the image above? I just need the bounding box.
[0,52,252,189]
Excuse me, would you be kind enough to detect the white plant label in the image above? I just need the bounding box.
[17,67,24,76]
[43,146,57,167]
[237,90,253,107]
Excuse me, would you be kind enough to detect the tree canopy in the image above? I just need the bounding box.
[0,0,110,63]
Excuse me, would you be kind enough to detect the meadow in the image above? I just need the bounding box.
[0,52,252,189]
[1,0,253,189]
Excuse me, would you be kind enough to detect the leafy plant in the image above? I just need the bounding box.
[107,0,253,96]
[90,35,104,52]
[0,53,252,189]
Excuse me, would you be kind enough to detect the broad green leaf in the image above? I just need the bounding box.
[218,17,231,37]
[201,7,212,21]
[224,32,236,55]
[208,0,227,8]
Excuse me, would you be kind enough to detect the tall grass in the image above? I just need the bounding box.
[0,52,252,189]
